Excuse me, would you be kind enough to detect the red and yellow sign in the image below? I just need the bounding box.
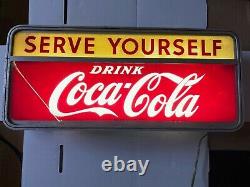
[4,26,241,130]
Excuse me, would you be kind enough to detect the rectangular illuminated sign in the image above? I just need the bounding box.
[4,26,242,130]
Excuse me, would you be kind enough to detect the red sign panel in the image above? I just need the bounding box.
[8,61,239,129]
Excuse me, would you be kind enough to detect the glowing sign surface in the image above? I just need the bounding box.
[4,26,242,130]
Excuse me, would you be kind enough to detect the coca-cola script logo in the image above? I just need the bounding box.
[48,65,205,119]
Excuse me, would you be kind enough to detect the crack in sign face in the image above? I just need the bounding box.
[48,69,205,119]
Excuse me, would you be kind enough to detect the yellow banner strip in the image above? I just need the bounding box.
[12,31,235,59]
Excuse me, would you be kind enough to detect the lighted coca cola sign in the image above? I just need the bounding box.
[49,66,203,119]
[4,26,242,130]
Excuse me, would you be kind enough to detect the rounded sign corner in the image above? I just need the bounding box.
[3,116,19,130]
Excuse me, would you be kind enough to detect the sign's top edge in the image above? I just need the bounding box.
[7,24,239,36]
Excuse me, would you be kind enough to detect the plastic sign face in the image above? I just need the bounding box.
[4,26,242,130]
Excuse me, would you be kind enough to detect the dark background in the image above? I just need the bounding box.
[1,0,250,186]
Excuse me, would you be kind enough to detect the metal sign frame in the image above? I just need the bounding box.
[3,25,243,131]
